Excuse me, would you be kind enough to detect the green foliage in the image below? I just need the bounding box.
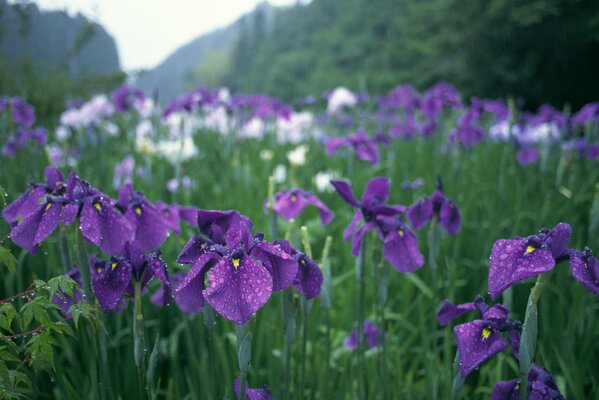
[0,268,94,398]
[220,0,599,108]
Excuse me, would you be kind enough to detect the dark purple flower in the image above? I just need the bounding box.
[112,84,144,113]
[266,188,333,225]
[570,246,599,297]
[407,188,460,234]
[151,272,185,308]
[420,82,462,118]
[52,267,83,317]
[491,364,564,400]
[117,183,168,251]
[90,242,172,311]
[11,97,35,127]
[516,148,540,166]
[332,177,405,256]
[488,223,571,300]
[438,296,521,378]
[324,128,388,166]
[176,219,297,323]
[376,215,424,273]
[234,377,273,400]
[274,240,323,299]
[343,320,384,350]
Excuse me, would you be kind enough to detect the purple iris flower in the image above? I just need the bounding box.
[437,295,521,378]
[343,320,384,350]
[10,97,35,127]
[273,240,323,299]
[516,148,540,166]
[176,218,298,324]
[265,188,333,225]
[324,128,389,165]
[116,183,168,251]
[4,169,133,255]
[488,223,571,300]
[332,178,424,272]
[491,364,564,400]
[90,242,172,311]
[234,377,273,400]
[331,177,405,255]
[407,188,461,234]
[380,84,421,110]
[569,246,599,297]
[52,267,83,317]
[571,102,598,129]
[112,84,144,113]
[420,82,462,118]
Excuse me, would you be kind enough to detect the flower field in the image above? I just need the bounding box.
[0,83,598,399]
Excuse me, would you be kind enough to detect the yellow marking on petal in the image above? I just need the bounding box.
[514,384,520,391]
[232,258,240,268]
[96,267,103,273]
[526,245,535,253]
[200,242,206,250]
[111,262,118,270]
[398,229,405,237]
[94,202,102,212]
[290,194,297,201]
[482,328,491,340]
[134,206,142,216]
[45,203,52,211]
[163,210,170,217]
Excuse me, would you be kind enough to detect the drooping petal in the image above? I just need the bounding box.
[361,177,390,207]
[330,180,360,207]
[354,140,379,165]
[454,320,508,378]
[548,222,571,259]
[10,202,61,254]
[175,252,220,314]
[80,201,133,256]
[293,255,323,299]
[60,203,80,225]
[351,221,375,257]
[251,241,298,291]
[343,210,362,241]
[126,200,168,251]
[2,186,46,226]
[570,253,599,297]
[203,255,273,324]
[488,239,555,300]
[436,300,477,326]
[178,206,199,226]
[91,258,133,311]
[407,197,433,230]
[305,193,334,225]
[440,200,461,234]
[324,137,348,156]
[146,256,172,306]
[151,272,184,308]
[382,227,424,273]
[483,304,510,321]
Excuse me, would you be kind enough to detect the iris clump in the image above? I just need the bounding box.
[343,320,384,350]
[407,184,461,235]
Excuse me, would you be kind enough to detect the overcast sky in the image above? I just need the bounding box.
[30,0,296,71]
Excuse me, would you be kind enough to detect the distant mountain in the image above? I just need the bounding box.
[134,1,277,104]
[0,0,120,76]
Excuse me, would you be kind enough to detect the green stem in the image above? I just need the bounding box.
[133,280,147,400]
[236,323,253,400]
[519,273,548,400]
[282,290,295,400]
[356,233,368,400]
